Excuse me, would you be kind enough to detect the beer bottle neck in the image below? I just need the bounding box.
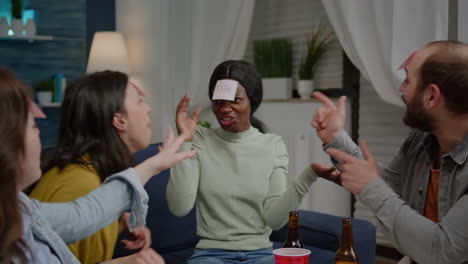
[286,225,300,238]
[287,213,300,238]
[339,221,353,249]
[288,217,299,228]
[283,211,303,248]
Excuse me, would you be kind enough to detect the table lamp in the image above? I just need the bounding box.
[86,31,131,74]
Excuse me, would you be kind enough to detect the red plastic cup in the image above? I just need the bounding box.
[273,248,311,264]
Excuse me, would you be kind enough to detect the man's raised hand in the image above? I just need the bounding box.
[311,91,346,144]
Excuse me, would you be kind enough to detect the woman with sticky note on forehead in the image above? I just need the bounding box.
[167,60,319,264]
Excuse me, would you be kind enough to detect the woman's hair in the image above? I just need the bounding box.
[42,70,133,182]
[0,69,30,262]
[208,60,267,133]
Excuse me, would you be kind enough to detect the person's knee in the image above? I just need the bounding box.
[188,250,226,264]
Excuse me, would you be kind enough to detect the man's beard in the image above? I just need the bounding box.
[402,95,433,132]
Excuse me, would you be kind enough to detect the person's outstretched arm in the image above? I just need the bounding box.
[34,131,195,244]
[166,140,201,217]
[259,91,348,229]
[135,127,196,185]
[261,137,318,230]
[33,168,147,244]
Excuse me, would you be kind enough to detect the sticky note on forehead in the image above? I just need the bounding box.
[29,100,46,118]
[212,80,238,101]
[130,81,146,96]
[398,51,418,70]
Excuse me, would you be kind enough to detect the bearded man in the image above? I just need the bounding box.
[311,40,468,264]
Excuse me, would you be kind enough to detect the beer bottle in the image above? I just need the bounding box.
[283,211,304,248]
[335,218,359,264]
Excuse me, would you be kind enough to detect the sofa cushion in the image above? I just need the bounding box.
[160,247,195,264]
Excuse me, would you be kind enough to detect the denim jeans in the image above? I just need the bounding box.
[187,248,274,264]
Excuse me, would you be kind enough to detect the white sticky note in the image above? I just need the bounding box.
[212,80,238,101]
[395,68,405,82]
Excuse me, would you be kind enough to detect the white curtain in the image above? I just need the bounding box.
[321,0,448,106]
[116,0,255,141]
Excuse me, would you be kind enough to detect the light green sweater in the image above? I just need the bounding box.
[167,126,317,250]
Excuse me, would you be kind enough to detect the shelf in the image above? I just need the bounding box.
[40,102,61,107]
[263,97,342,103]
[0,35,81,43]
[0,35,53,42]
[263,98,320,103]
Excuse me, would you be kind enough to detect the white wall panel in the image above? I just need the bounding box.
[459,0,468,43]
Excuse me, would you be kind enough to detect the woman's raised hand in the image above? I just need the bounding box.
[176,95,201,142]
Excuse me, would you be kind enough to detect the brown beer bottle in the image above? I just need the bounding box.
[335,218,359,264]
[282,211,304,248]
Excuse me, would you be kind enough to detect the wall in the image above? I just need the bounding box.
[0,0,86,86]
[460,0,468,43]
[0,0,115,148]
[0,0,87,147]
[115,0,344,142]
[86,0,115,54]
[116,0,164,142]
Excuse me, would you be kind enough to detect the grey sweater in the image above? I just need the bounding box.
[326,130,468,264]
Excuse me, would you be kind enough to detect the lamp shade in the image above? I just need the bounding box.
[86,31,131,74]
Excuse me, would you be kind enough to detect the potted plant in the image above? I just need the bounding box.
[297,24,334,99]
[34,79,54,105]
[197,120,212,129]
[254,38,292,100]
[0,17,8,36]
[10,0,23,36]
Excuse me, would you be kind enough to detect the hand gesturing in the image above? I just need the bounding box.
[325,141,379,195]
[155,127,196,171]
[176,95,201,142]
[311,91,346,144]
[121,225,152,250]
[136,127,196,183]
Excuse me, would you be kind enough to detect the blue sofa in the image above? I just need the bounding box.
[113,143,376,264]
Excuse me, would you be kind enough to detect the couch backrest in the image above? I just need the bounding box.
[114,144,199,257]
